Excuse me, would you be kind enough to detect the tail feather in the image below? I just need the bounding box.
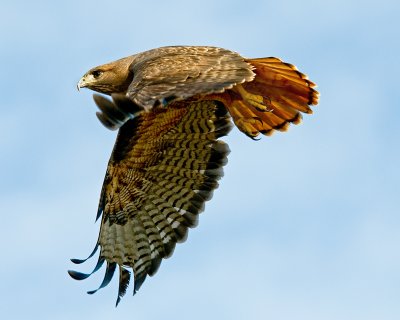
[249,58,317,86]
[221,57,319,138]
[252,108,291,132]
[250,57,319,104]
[265,98,303,125]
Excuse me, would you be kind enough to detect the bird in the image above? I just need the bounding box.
[70,45,319,305]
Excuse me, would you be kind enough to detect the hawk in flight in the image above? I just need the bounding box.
[70,46,319,305]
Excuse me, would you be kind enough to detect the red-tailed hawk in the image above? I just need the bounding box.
[70,46,319,305]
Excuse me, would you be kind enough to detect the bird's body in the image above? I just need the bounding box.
[71,46,319,304]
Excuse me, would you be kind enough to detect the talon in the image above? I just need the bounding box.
[252,117,263,125]
[234,84,272,112]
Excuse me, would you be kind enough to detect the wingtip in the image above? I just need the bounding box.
[86,262,117,295]
[133,274,147,295]
[70,258,84,264]
[70,244,99,264]
[68,270,91,280]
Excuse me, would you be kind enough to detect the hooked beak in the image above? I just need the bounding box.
[77,77,87,91]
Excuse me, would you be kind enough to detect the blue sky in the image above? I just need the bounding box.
[0,0,399,319]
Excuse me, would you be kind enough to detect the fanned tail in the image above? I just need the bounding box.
[220,57,319,138]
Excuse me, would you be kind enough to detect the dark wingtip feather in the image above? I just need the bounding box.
[148,257,162,276]
[87,262,117,295]
[68,270,92,280]
[69,256,105,280]
[214,101,228,117]
[111,93,144,116]
[214,118,233,134]
[163,241,176,258]
[70,258,84,264]
[96,111,120,130]
[211,141,230,155]
[174,224,189,243]
[116,267,131,307]
[93,94,129,121]
[133,273,147,295]
[70,244,99,264]
[96,206,103,222]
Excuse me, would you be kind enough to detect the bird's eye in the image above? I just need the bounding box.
[91,70,103,79]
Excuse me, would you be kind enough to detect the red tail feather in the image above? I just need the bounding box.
[212,57,319,138]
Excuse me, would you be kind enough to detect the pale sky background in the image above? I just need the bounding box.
[0,0,399,319]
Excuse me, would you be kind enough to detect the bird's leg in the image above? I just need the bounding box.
[226,100,262,139]
[233,84,273,112]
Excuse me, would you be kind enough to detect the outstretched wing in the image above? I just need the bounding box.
[69,99,232,305]
[127,46,255,108]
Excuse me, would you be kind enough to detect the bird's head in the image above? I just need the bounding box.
[77,56,135,95]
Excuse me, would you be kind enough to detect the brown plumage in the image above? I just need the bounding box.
[71,46,319,305]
